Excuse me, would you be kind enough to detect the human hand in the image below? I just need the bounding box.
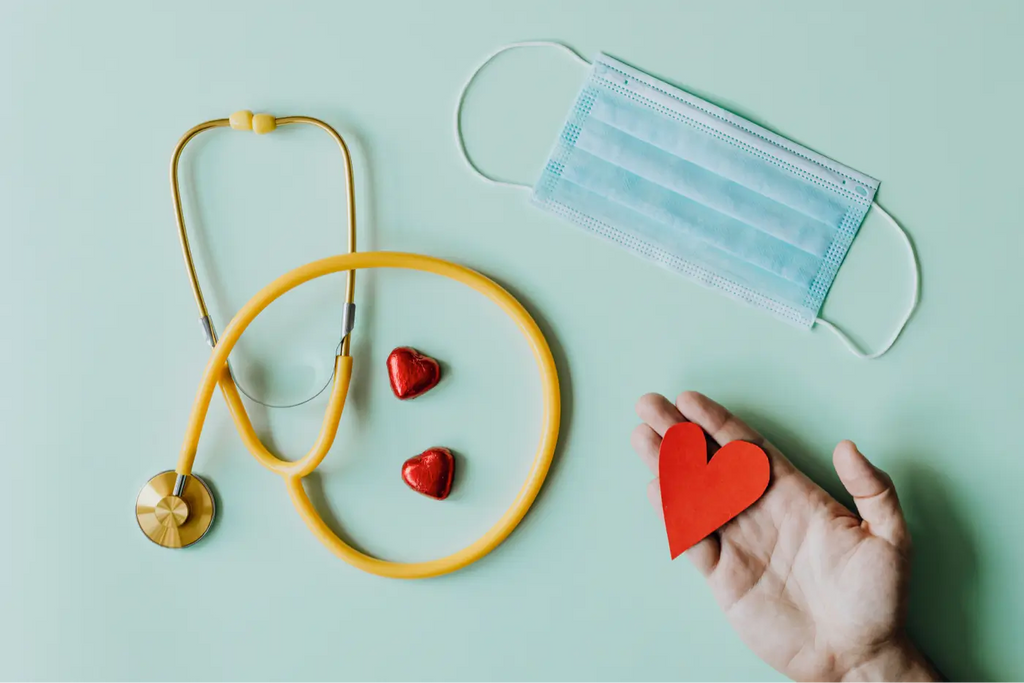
[631,391,941,682]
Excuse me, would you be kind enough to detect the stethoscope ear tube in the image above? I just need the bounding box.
[170,112,359,385]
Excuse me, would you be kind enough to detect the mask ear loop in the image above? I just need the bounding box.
[456,44,920,360]
[815,201,920,359]
[455,41,590,190]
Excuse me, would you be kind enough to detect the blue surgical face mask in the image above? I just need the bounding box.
[455,42,919,359]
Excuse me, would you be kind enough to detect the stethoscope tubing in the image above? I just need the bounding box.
[159,112,560,577]
[177,251,561,579]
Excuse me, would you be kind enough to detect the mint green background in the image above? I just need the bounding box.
[2,1,1022,680]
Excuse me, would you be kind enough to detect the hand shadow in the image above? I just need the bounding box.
[740,412,989,681]
[739,410,847,502]
[897,462,988,682]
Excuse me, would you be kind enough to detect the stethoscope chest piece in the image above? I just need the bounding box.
[136,471,215,548]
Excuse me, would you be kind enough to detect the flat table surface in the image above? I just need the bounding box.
[2,1,1022,680]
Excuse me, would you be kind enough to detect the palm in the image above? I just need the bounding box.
[709,461,906,679]
[632,391,925,682]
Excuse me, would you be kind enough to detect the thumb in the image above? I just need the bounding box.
[833,440,910,552]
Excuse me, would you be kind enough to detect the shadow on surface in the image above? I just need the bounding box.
[446,448,470,502]
[301,470,373,557]
[326,119,378,418]
[741,410,846,502]
[486,278,574,520]
[414,275,575,582]
[738,410,989,682]
[181,474,223,550]
[178,117,378,435]
[898,462,988,682]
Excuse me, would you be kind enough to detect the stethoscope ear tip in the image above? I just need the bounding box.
[136,471,215,549]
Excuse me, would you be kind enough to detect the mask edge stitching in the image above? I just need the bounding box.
[593,71,873,205]
[598,61,876,189]
[801,204,870,316]
[533,193,815,328]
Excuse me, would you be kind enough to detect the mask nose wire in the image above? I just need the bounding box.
[815,201,921,359]
[454,41,590,190]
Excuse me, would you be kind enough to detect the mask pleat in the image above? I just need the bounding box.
[561,149,821,288]
[543,178,811,309]
[531,53,880,329]
[575,118,836,257]
[589,91,849,230]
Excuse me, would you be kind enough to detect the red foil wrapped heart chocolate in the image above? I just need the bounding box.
[402,447,455,500]
[386,347,441,399]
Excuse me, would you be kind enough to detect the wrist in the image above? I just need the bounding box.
[840,637,941,682]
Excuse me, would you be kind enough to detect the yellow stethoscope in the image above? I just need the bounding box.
[135,111,560,579]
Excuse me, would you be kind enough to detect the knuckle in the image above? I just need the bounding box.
[635,392,662,416]
[630,423,652,450]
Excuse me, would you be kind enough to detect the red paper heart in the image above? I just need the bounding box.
[386,347,441,400]
[659,422,770,559]
[402,448,455,500]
